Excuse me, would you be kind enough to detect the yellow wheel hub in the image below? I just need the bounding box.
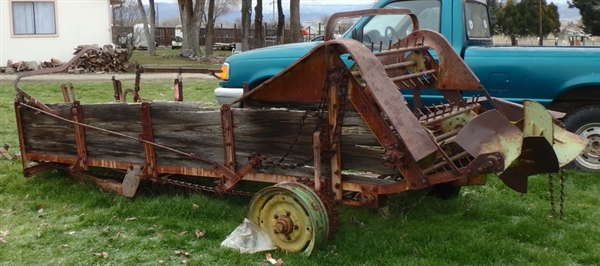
[247,182,329,255]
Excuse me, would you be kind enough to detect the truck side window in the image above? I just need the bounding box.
[359,0,440,50]
[464,1,492,40]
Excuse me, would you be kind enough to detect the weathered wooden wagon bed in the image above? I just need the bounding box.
[13,9,587,255]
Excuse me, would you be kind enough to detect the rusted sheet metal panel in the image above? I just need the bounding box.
[332,38,438,162]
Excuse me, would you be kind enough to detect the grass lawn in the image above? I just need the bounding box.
[1,77,600,265]
[129,48,231,69]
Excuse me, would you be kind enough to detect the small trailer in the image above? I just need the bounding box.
[12,9,586,255]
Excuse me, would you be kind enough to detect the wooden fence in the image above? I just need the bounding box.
[112,23,351,49]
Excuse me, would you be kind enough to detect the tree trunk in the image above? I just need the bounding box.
[178,0,205,57]
[276,0,284,44]
[241,0,252,51]
[136,0,156,56]
[289,0,301,43]
[254,0,264,48]
[205,0,215,56]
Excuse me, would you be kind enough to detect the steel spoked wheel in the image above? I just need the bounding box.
[247,181,329,255]
[573,123,600,170]
[562,106,600,171]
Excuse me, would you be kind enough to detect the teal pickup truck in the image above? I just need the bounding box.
[214,0,600,171]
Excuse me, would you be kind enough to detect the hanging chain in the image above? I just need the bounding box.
[548,168,566,219]
[257,66,348,170]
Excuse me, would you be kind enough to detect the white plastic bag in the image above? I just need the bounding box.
[220,218,276,253]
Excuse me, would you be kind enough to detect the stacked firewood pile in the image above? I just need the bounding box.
[0,44,131,74]
[70,44,131,73]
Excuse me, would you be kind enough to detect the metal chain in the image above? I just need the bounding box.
[549,168,566,219]
[160,176,255,197]
[258,66,348,170]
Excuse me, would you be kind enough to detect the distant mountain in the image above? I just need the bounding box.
[152,2,581,27]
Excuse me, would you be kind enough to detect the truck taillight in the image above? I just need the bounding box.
[219,63,229,80]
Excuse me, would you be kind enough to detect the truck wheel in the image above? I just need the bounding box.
[562,106,600,171]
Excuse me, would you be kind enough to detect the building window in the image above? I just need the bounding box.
[12,1,56,35]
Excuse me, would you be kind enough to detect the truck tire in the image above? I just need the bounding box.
[561,106,600,171]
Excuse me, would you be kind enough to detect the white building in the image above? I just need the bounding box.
[1,0,113,65]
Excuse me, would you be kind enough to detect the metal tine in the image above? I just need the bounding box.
[400,80,410,87]
[388,40,393,50]
[370,42,374,52]
[408,78,416,86]
[420,74,431,84]
[431,73,440,82]
[416,77,424,85]
[379,41,383,52]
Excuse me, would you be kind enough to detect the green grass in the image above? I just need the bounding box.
[2,79,600,265]
[130,48,231,68]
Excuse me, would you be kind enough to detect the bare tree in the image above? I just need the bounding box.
[289,0,302,43]
[160,17,181,27]
[241,0,252,51]
[205,0,216,56]
[204,0,240,25]
[178,0,205,57]
[136,0,157,55]
[114,0,144,27]
[254,0,265,48]
[276,0,284,44]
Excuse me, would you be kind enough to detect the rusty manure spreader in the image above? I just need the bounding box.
[12,9,587,255]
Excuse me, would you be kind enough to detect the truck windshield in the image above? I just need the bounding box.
[464,1,491,40]
[348,0,440,49]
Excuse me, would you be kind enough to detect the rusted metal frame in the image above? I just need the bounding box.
[136,66,222,78]
[313,131,323,193]
[383,60,417,70]
[373,46,430,57]
[345,80,402,158]
[390,69,436,83]
[139,102,158,180]
[339,169,469,197]
[112,76,124,102]
[24,152,289,186]
[174,78,183,101]
[216,104,266,192]
[68,83,76,102]
[61,84,71,102]
[335,40,432,189]
[13,46,100,114]
[325,9,419,41]
[70,101,89,172]
[345,79,429,190]
[133,68,143,102]
[217,156,262,193]
[421,103,480,125]
[327,77,343,202]
[422,151,469,175]
[221,104,236,172]
[17,103,239,179]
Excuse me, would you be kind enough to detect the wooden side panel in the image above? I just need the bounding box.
[19,104,77,157]
[82,103,145,164]
[150,102,223,169]
[18,101,400,178]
